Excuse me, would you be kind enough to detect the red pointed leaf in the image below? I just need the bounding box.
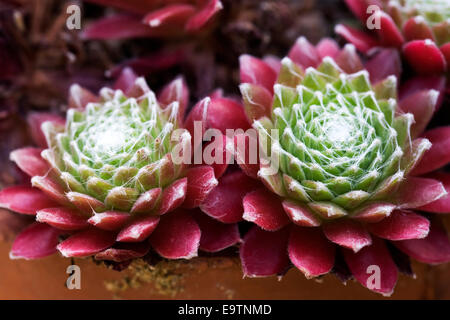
[57,229,116,257]
[185,97,250,139]
[403,17,435,42]
[403,40,447,75]
[240,226,290,277]
[399,89,438,137]
[82,14,156,40]
[131,188,162,214]
[365,49,401,84]
[288,36,320,69]
[288,226,335,278]
[10,148,49,177]
[282,199,321,227]
[233,133,260,179]
[113,67,138,93]
[158,76,189,119]
[396,177,447,209]
[368,210,430,240]
[239,55,277,93]
[143,5,195,31]
[375,11,404,48]
[243,188,290,231]
[116,216,160,242]
[335,24,379,53]
[183,166,217,209]
[412,126,450,175]
[200,170,259,223]
[87,211,130,231]
[352,203,396,223]
[323,220,372,252]
[11,222,61,259]
[316,38,340,59]
[239,83,273,122]
[157,178,187,215]
[185,0,223,32]
[343,238,398,296]
[394,219,450,264]
[400,75,446,102]
[419,172,450,213]
[193,210,240,252]
[36,207,88,231]
[0,186,58,215]
[335,43,364,74]
[66,191,107,213]
[150,210,200,259]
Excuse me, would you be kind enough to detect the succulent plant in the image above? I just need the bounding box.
[225,37,450,295]
[0,69,248,262]
[82,0,223,40]
[336,0,450,83]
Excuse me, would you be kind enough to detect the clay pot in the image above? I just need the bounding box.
[1,238,449,300]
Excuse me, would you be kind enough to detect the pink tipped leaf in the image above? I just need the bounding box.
[335,24,379,54]
[412,126,450,175]
[368,210,430,240]
[395,176,447,209]
[158,178,187,215]
[87,211,130,231]
[11,222,61,259]
[57,229,116,258]
[0,186,59,215]
[116,216,160,242]
[323,220,372,252]
[282,199,321,227]
[10,148,49,177]
[200,170,259,223]
[288,37,320,69]
[239,55,277,94]
[36,207,89,231]
[183,166,218,209]
[403,40,447,75]
[243,188,290,231]
[82,14,156,40]
[185,0,223,32]
[142,4,195,31]
[394,219,450,264]
[158,76,189,120]
[418,172,450,213]
[113,67,138,93]
[399,89,439,137]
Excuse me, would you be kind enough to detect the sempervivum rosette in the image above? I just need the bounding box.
[234,37,450,295]
[0,69,246,263]
[336,0,449,88]
[82,0,222,40]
